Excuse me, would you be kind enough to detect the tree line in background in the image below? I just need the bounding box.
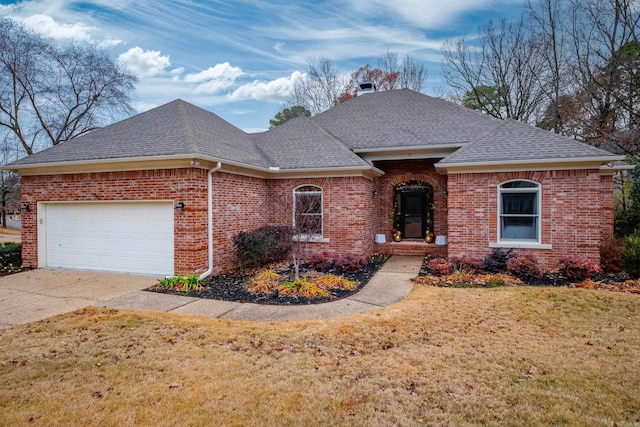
[442,0,640,234]
[272,51,427,127]
[0,18,137,224]
[281,0,639,235]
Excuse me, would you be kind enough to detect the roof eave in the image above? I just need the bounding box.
[435,155,626,174]
[3,153,385,180]
[353,144,464,162]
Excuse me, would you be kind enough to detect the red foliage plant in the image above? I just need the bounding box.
[449,256,484,273]
[506,254,540,279]
[557,255,602,280]
[309,251,336,271]
[428,257,451,276]
[335,253,367,273]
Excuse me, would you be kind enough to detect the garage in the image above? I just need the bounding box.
[38,202,174,276]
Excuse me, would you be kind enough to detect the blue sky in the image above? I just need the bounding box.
[0,0,526,132]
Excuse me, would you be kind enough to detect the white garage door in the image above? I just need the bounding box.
[41,202,174,276]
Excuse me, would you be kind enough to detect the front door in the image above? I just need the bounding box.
[400,191,427,238]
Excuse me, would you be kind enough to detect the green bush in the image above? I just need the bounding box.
[621,229,640,279]
[614,210,640,237]
[0,242,22,269]
[158,274,202,291]
[234,225,294,268]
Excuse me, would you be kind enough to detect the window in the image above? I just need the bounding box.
[499,180,540,242]
[293,185,323,237]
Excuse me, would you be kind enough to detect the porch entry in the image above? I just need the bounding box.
[393,181,434,239]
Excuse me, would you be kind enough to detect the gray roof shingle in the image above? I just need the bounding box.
[438,119,616,165]
[10,99,268,168]
[311,88,503,149]
[7,90,622,171]
[251,117,371,169]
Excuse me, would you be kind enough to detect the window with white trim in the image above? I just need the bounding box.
[293,185,323,237]
[499,180,540,242]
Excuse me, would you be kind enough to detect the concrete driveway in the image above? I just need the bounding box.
[0,269,157,329]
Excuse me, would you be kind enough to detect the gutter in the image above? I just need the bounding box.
[199,162,222,280]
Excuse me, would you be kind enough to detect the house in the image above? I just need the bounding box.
[5,89,628,277]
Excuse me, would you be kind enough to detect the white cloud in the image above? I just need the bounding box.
[349,0,498,28]
[22,14,95,41]
[228,71,304,102]
[98,37,123,48]
[184,62,244,94]
[118,47,171,77]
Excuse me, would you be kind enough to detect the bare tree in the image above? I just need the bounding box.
[377,51,401,90]
[569,0,640,151]
[528,0,573,134]
[287,57,344,116]
[399,54,427,92]
[0,18,137,156]
[442,18,547,123]
[291,185,324,279]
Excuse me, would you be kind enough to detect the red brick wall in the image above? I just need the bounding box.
[211,172,270,274]
[267,176,376,262]
[447,169,614,271]
[20,170,379,276]
[373,160,448,243]
[20,169,209,275]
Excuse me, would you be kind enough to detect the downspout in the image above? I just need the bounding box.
[199,162,222,280]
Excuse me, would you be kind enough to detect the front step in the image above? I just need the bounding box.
[375,240,448,258]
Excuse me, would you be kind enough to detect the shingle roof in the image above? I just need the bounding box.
[9,99,268,168]
[251,117,371,169]
[438,119,616,165]
[311,88,503,149]
[7,90,623,172]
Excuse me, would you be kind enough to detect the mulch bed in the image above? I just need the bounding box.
[148,256,389,305]
[417,258,640,293]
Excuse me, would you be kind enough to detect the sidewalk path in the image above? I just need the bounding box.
[103,255,423,322]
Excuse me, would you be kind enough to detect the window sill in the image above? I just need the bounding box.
[292,235,330,243]
[490,242,552,250]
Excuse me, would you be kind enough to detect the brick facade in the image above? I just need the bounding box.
[372,160,449,256]
[20,169,379,276]
[447,169,614,271]
[19,164,615,275]
[20,169,210,275]
[267,176,376,263]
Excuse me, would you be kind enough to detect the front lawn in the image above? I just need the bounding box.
[1,285,639,426]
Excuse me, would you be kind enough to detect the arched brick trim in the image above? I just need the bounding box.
[389,173,443,191]
[493,171,547,185]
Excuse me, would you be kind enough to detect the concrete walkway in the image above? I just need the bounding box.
[0,269,155,329]
[103,256,422,322]
[0,256,423,328]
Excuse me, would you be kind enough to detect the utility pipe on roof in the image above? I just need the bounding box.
[199,162,222,280]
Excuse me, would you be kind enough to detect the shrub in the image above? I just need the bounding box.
[278,279,330,298]
[446,269,475,285]
[621,229,640,279]
[311,274,358,290]
[335,253,367,273]
[506,254,540,280]
[428,257,450,275]
[600,233,622,273]
[614,209,640,237]
[157,274,202,291]
[247,269,281,294]
[234,225,294,268]
[309,251,336,271]
[483,248,514,273]
[557,255,602,280]
[0,242,22,269]
[449,256,484,273]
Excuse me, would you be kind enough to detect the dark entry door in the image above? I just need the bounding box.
[401,191,427,238]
